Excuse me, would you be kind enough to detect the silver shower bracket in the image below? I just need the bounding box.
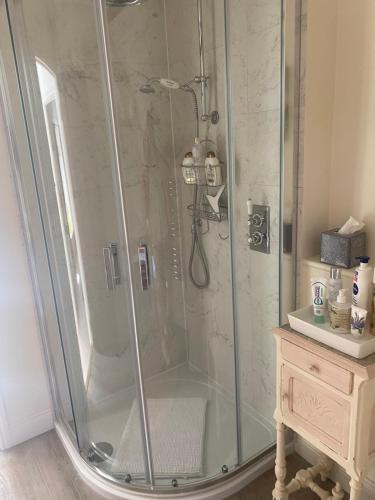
[196,0,219,125]
[193,75,219,124]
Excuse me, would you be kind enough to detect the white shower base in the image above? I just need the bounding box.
[86,363,275,488]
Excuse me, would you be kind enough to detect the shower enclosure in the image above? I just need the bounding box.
[0,0,288,497]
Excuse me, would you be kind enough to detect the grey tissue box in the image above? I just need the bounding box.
[320,228,366,268]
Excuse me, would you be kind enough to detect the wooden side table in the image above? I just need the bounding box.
[273,326,375,500]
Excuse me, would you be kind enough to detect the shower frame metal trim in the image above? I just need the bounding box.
[223,0,242,467]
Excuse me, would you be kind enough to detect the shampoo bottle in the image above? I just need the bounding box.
[205,151,222,187]
[352,256,372,310]
[182,151,196,185]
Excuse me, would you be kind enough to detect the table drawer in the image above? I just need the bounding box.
[281,365,350,458]
[281,339,353,395]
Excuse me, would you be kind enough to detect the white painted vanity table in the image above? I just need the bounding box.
[273,325,375,500]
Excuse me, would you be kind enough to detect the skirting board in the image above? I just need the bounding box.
[0,408,54,451]
[295,435,375,499]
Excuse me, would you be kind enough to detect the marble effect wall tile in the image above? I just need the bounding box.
[166,0,282,423]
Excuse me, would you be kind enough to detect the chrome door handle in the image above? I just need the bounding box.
[103,243,120,290]
[138,244,150,290]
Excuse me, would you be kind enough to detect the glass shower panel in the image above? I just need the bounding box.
[0,2,76,436]
[104,0,239,486]
[226,0,281,456]
[6,0,148,481]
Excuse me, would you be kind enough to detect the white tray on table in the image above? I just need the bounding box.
[288,306,375,359]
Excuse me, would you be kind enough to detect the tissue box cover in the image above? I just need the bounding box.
[321,228,366,268]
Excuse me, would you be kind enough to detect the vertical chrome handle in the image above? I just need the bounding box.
[103,243,120,290]
[138,244,150,290]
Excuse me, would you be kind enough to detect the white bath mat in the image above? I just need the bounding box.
[111,397,207,478]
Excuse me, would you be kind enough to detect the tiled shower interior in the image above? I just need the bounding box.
[18,0,281,484]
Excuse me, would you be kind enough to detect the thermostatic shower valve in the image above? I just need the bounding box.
[248,204,270,254]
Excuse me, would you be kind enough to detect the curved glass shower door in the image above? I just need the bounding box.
[102,0,239,487]
[3,0,151,483]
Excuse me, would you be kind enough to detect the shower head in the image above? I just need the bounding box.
[139,77,181,94]
[140,77,199,137]
[106,0,144,6]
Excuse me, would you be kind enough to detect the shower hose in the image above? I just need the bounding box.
[188,184,210,289]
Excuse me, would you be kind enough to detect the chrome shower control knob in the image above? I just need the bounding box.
[250,231,264,246]
[251,213,264,228]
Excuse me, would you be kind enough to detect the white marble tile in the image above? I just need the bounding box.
[247,0,281,113]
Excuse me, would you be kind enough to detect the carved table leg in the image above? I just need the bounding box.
[319,453,334,482]
[331,482,345,499]
[272,422,289,500]
[349,479,363,500]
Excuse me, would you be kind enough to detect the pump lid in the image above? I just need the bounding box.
[184,151,193,158]
[330,267,342,280]
[356,256,370,264]
[337,289,349,304]
[206,151,216,158]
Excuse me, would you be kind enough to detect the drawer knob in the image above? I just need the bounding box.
[282,392,289,401]
[309,364,320,373]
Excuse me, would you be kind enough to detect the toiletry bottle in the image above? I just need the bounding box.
[328,267,343,312]
[205,151,222,187]
[182,151,196,185]
[329,289,351,333]
[351,305,368,338]
[311,278,328,324]
[192,138,204,166]
[352,256,372,310]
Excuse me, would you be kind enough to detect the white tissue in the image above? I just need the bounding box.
[338,216,365,235]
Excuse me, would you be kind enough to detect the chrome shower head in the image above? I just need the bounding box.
[139,77,181,95]
[106,0,144,6]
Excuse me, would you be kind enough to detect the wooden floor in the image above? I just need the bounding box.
[0,430,348,499]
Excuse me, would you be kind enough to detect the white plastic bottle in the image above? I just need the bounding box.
[330,289,351,333]
[352,256,372,310]
[205,151,222,187]
[182,151,196,185]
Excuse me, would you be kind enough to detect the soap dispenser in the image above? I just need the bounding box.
[330,289,351,333]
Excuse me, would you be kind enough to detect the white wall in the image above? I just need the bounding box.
[301,0,375,262]
[329,0,375,261]
[300,0,338,259]
[0,108,53,450]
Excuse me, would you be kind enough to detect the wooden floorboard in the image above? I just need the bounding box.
[0,430,348,499]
